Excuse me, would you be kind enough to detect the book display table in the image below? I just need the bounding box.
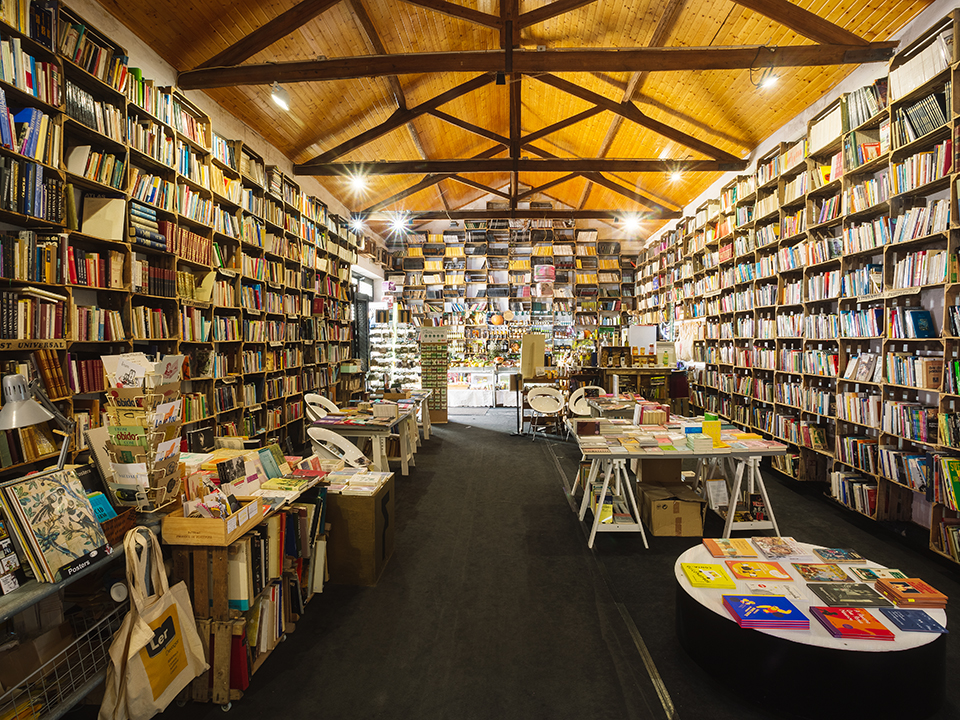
[675,542,946,719]
[311,405,419,476]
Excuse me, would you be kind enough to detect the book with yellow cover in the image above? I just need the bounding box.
[681,563,737,589]
[725,560,792,581]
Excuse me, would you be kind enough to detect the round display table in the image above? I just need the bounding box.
[675,542,946,719]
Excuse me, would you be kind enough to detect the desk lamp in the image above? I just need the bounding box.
[0,373,76,469]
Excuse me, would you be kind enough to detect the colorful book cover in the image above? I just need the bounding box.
[681,563,737,589]
[725,560,792,581]
[6,469,110,581]
[751,536,808,559]
[702,538,758,558]
[813,547,866,564]
[721,595,809,628]
[878,608,948,633]
[810,607,895,640]
[791,563,850,582]
[806,582,893,607]
[849,567,907,582]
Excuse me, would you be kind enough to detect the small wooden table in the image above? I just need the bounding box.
[312,406,419,476]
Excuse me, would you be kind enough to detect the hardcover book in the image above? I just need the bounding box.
[810,607,895,640]
[878,607,948,633]
[680,563,737,589]
[806,582,893,607]
[813,547,867,564]
[721,595,809,629]
[791,563,850,582]
[751,536,808,559]
[702,538,758,558]
[725,560,792,581]
[849,567,907,582]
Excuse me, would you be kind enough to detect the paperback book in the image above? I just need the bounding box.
[792,563,851,582]
[810,607,895,640]
[725,560,792,581]
[745,581,805,600]
[752,536,809,560]
[702,538,758,558]
[878,607,948,633]
[875,578,948,608]
[813,547,867,564]
[680,563,737,589]
[722,595,810,630]
[849,567,908,582]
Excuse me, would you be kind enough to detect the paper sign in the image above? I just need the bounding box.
[157,355,184,383]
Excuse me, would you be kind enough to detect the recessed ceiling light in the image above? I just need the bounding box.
[349,174,367,193]
[670,171,682,182]
[271,81,290,110]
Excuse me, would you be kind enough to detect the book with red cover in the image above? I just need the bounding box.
[810,606,895,640]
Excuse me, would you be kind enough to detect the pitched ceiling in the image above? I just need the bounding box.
[101,0,932,234]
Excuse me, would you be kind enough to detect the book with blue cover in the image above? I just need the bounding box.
[878,607,948,633]
[721,594,810,629]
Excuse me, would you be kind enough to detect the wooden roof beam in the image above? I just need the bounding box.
[517,173,580,200]
[449,175,511,200]
[395,0,502,29]
[363,209,677,220]
[521,107,604,145]
[534,73,741,162]
[298,74,494,166]
[348,0,405,110]
[578,172,677,215]
[732,0,869,46]
[519,0,599,28]
[297,158,747,175]
[195,0,342,69]
[427,109,510,145]
[177,44,897,89]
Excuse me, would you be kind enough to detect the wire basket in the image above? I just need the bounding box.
[100,508,137,549]
[0,603,128,720]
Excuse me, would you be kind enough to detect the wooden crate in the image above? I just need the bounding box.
[162,497,263,546]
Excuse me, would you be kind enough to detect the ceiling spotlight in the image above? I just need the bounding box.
[349,174,367,193]
[271,81,290,111]
[760,73,778,89]
[495,71,506,85]
[350,217,365,232]
[670,171,682,183]
[390,215,409,234]
[622,215,641,233]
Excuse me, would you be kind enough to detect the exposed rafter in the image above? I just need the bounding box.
[348,0,406,109]
[517,173,581,200]
[395,0,502,28]
[731,0,869,46]
[177,43,897,89]
[299,74,494,165]
[194,0,342,69]
[519,0,600,28]
[427,109,510,145]
[521,107,604,146]
[534,73,742,162]
[295,158,747,175]
[449,175,511,199]
[363,209,671,220]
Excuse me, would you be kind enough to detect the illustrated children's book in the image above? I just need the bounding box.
[752,536,808,559]
[813,547,867,564]
[680,563,737,589]
[702,538,758,558]
[721,595,809,629]
[806,582,893,608]
[810,607,895,640]
[849,567,908,582]
[744,582,805,601]
[725,560,792,581]
[791,563,850,583]
[878,608,948,633]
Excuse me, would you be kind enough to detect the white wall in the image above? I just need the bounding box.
[646,0,958,246]
[68,0,386,272]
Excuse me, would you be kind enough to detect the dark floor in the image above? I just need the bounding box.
[126,410,960,719]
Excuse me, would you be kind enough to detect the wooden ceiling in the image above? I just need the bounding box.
[102,0,932,233]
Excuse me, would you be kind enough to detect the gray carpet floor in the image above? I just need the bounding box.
[154,409,959,720]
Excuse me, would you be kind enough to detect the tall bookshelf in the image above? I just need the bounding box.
[0,3,365,478]
[680,10,960,564]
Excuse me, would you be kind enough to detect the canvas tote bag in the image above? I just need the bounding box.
[99,528,208,720]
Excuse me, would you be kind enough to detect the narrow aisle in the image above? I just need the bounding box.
[170,411,671,720]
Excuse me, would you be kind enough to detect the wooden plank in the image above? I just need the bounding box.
[211,620,233,705]
[521,107,604,145]
[298,74,494,165]
[449,175,511,199]
[517,173,580,199]
[519,0,600,28]
[509,68,521,207]
[731,0,870,45]
[191,618,212,703]
[580,172,677,215]
[348,0,406,110]
[427,109,509,145]
[193,548,209,619]
[298,157,747,175]
[365,209,681,220]
[177,43,897,89]
[195,0,343,69]
[395,0,502,29]
[210,547,229,619]
[172,548,190,587]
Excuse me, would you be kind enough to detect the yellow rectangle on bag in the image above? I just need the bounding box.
[139,603,189,700]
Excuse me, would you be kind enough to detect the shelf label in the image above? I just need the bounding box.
[0,339,67,350]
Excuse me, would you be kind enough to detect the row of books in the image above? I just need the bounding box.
[0,286,65,340]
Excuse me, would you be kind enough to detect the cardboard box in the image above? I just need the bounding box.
[0,621,74,689]
[326,475,395,586]
[638,482,705,537]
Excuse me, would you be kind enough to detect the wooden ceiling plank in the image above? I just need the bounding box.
[195,0,343,69]
[519,0,600,28]
[395,0,502,29]
[427,109,510,146]
[367,209,683,220]
[731,0,870,46]
[177,43,898,89]
[517,173,580,200]
[300,157,747,175]
[348,0,406,109]
[298,73,494,166]
[520,106,604,145]
[450,175,511,199]
[534,73,740,162]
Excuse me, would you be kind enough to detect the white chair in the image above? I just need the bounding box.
[527,386,565,441]
[305,393,340,422]
[567,385,605,417]
[307,426,371,469]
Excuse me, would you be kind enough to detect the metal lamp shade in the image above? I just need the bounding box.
[0,374,54,430]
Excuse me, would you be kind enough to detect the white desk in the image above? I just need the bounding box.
[312,406,418,476]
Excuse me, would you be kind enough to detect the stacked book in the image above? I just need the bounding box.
[810,607,895,640]
[722,595,810,630]
[686,433,715,452]
[875,578,948,609]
